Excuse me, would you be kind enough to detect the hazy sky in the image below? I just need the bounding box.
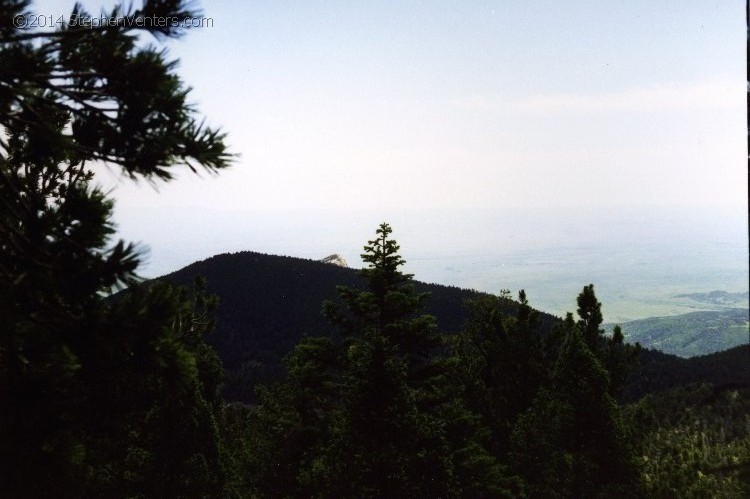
[65,0,746,211]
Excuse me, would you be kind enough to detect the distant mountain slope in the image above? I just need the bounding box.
[160,251,556,401]
[623,345,750,403]
[610,308,749,358]
[159,251,749,404]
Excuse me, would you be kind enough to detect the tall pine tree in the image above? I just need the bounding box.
[319,223,453,496]
[251,223,514,497]
[0,1,234,495]
[575,284,641,398]
[511,328,643,498]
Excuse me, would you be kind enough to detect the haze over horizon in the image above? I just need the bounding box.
[71,0,747,212]
[28,1,748,314]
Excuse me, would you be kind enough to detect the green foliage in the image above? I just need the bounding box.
[0,0,231,179]
[577,283,604,348]
[479,286,645,497]
[451,284,643,496]
[511,330,643,498]
[625,384,750,498]
[249,224,516,497]
[3,3,746,496]
[623,344,750,403]
[323,223,522,497]
[161,250,531,403]
[573,284,641,399]
[244,336,338,498]
[449,289,546,456]
[241,251,747,497]
[0,1,234,496]
[613,308,749,358]
[323,223,438,360]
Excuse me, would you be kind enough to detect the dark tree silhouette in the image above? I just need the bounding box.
[0,1,234,495]
[0,0,231,179]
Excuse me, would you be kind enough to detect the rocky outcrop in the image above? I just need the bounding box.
[319,254,348,268]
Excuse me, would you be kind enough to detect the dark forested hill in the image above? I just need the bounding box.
[623,345,750,403]
[160,251,555,401]
[159,251,749,404]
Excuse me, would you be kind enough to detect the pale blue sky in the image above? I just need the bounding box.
[36,0,736,211]
[23,0,748,305]
[32,0,748,210]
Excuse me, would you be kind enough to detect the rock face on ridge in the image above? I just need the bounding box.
[319,254,348,267]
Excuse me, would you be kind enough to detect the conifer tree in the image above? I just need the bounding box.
[323,222,439,379]
[246,335,338,498]
[0,0,230,179]
[577,284,604,349]
[319,223,454,496]
[451,289,545,456]
[0,1,233,495]
[511,328,643,498]
[253,223,515,497]
[574,284,641,398]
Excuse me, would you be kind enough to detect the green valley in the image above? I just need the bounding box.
[610,309,749,358]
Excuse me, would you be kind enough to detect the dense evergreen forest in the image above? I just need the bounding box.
[1,1,748,496]
[160,250,558,402]
[161,250,750,407]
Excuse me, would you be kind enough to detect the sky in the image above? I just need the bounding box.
[22,0,749,311]
[52,0,745,212]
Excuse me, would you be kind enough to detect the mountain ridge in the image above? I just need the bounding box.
[160,250,556,401]
[158,250,749,403]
